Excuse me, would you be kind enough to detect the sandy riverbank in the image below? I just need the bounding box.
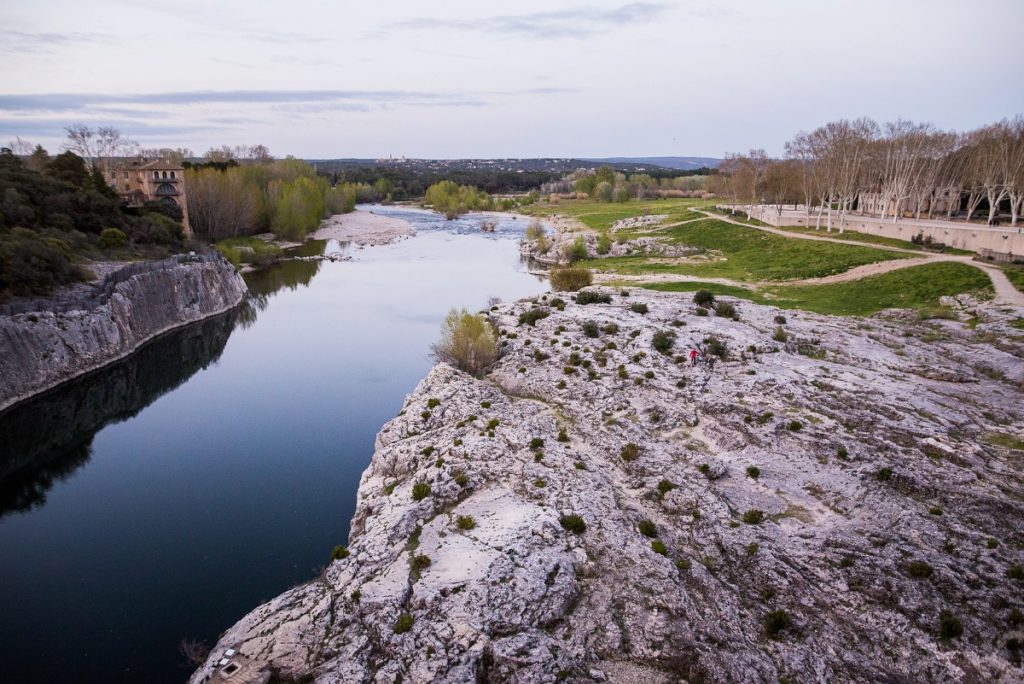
[312,209,415,246]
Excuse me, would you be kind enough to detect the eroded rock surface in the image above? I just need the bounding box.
[193,289,1024,683]
[0,255,246,411]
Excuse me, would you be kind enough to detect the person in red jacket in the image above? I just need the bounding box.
[689,348,699,366]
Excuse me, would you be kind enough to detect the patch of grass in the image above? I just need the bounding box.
[630,302,649,314]
[772,224,972,254]
[331,545,350,560]
[550,267,592,291]
[638,519,658,538]
[764,609,791,639]
[519,307,550,326]
[455,515,476,530]
[742,509,765,525]
[411,482,431,501]
[651,540,668,556]
[620,443,640,462]
[1000,267,1024,295]
[652,330,676,354]
[641,262,994,317]
[984,432,1024,451]
[746,466,760,479]
[575,289,612,305]
[938,610,963,640]
[559,514,587,534]
[393,613,414,634]
[907,560,934,578]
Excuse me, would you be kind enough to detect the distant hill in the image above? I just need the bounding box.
[585,156,721,170]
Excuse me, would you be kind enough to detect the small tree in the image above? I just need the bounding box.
[431,308,498,376]
[550,267,592,291]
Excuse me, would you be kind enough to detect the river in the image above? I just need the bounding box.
[0,205,549,683]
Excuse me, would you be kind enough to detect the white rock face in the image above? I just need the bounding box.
[193,288,1024,684]
[0,256,246,411]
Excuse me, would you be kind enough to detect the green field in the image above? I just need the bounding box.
[520,198,705,231]
[642,262,993,316]
[1002,266,1024,294]
[770,224,974,255]
[581,219,904,282]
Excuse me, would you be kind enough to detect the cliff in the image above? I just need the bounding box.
[0,254,247,412]
[193,289,1024,683]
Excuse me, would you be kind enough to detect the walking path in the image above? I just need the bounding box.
[593,210,1024,306]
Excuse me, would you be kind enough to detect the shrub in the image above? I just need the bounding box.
[575,289,612,305]
[620,443,640,461]
[693,290,715,306]
[704,336,728,360]
[486,418,500,430]
[432,308,498,377]
[656,479,676,497]
[652,330,676,355]
[742,509,765,524]
[557,428,569,442]
[564,236,588,263]
[908,560,933,578]
[97,227,128,250]
[602,323,619,334]
[1008,564,1024,581]
[529,437,544,449]
[0,228,87,299]
[394,613,414,634]
[560,514,586,534]
[630,302,649,314]
[331,545,350,560]
[772,326,788,343]
[596,232,612,254]
[456,515,476,530]
[694,307,708,316]
[928,506,943,516]
[786,420,802,431]
[550,266,592,291]
[774,314,787,324]
[764,610,791,639]
[427,398,441,409]
[876,467,893,482]
[518,307,550,326]
[412,554,432,570]
[746,466,760,479]
[453,471,469,487]
[638,519,658,538]
[938,610,963,640]
[836,445,848,459]
[651,540,668,556]
[582,320,600,337]
[714,301,737,319]
[411,482,431,501]
[525,220,546,241]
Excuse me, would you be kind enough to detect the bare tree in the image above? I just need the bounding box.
[63,124,137,175]
[8,136,33,156]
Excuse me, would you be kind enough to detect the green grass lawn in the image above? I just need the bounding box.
[642,262,993,316]
[519,198,702,231]
[581,219,904,282]
[1001,265,1024,294]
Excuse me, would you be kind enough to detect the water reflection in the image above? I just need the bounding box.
[0,309,240,519]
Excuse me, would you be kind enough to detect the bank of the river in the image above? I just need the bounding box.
[312,207,416,245]
[0,254,246,412]
[0,209,548,683]
[193,288,1024,683]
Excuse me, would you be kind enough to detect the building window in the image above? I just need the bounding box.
[170,171,175,179]
[153,171,159,179]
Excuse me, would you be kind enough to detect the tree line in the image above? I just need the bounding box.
[565,166,712,202]
[715,116,1024,229]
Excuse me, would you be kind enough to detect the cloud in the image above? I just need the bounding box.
[376,3,668,39]
[0,118,215,139]
[0,30,112,54]
[0,88,575,114]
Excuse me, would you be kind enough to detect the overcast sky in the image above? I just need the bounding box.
[2,0,1022,159]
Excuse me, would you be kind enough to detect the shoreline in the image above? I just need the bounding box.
[312,208,416,246]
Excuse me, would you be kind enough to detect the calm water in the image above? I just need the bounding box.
[0,206,548,683]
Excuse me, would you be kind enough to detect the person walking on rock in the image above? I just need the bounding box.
[689,348,699,366]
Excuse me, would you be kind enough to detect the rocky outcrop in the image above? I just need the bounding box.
[521,231,701,266]
[0,255,246,412]
[193,289,1024,683]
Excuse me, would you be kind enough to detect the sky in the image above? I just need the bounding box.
[1,0,1022,159]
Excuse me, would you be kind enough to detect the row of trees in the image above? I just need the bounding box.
[570,166,711,202]
[422,180,494,219]
[715,116,1024,229]
[186,159,357,241]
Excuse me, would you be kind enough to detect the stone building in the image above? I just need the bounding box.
[105,159,191,237]
[858,186,960,219]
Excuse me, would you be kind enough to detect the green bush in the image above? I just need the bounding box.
[620,443,640,461]
[693,290,715,306]
[652,330,676,354]
[630,302,649,314]
[432,308,498,376]
[938,610,963,640]
[1007,564,1024,581]
[638,519,658,538]
[772,326,788,343]
[559,514,586,534]
[550,267,592,291]
[651,540,668,556]
[456,515,476,530]
[0,228,87,299]
[742,509,765,524]
[656,479,676,497]
[412,554,431,570]
[786,420,802,431]
[774,314,787,324]
[518,307,551,326]
[596,232,612,254]
[564,236,588,263]
[582,320,600,338]
[557,428,569,442]
[704,336,728,360]
[576,290,612,305]
[529,437,544,449]
[746,466,760,479]
[714,301,737,319]
[394,613,414,634]
[876,467,893,482]
[331,545,350,560]
[411,482,431,501]
[97,226,127,249]
[907,560,933,578]
[764,609,791,639]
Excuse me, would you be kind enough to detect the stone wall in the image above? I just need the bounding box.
[0,255,247,412]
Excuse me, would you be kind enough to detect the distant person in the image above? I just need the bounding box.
[689,348,699,366]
